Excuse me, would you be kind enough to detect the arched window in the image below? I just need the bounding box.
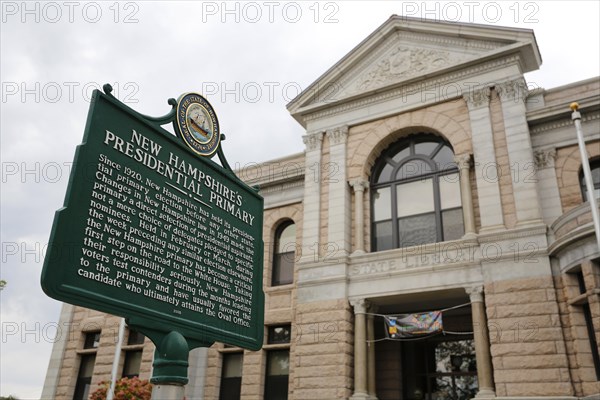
[371,134,464,251]
[580,158,600,202]
[272,221,296,286]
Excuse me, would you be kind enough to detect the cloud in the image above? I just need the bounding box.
[1,1,599,398]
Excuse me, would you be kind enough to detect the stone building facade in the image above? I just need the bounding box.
[42,16,600,400]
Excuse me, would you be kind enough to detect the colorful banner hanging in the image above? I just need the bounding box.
[384,311,443,338]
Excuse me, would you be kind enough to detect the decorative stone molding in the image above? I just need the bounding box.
[350,178,370,193]
[357,46,464,92]
[495,77,528,104]
[454,153,472,171]
[463,87,490,109]
[533,148,557,169]
[326,125,349,145]
[302,131,324,151]
[350,298,369,314]
[302,55,522,123]
[465,286,484,303]
[529,111,600,134]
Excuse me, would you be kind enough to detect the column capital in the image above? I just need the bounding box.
[496,78,528,104]
[350,298,370,314]
[534,148,557,169]
[350,178,370,193]
[326,125,349,145]
[302,131,324,151]
[466,286,484,303]
[454,153,472,171]
[463,87,490,109]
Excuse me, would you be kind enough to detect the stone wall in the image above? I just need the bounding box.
[293,299,353,399]
[485,277,573,397]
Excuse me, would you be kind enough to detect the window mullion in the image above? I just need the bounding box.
[433,174,443,241]
[391,182,399,248]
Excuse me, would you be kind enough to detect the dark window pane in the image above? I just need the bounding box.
[220,377,242,400]
[442,208,464,241]
[268,325,291,344]
[397,159,433,180]
[373,221,393,251]
[83,332,100,349]
[398,213,436,247]
[127,329,145,345]
[122,350,142,378]
[73,354,95,400]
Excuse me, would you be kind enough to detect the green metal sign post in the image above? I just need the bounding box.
[41,85,264,395]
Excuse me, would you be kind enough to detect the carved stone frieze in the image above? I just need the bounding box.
[350,178,369,193]
[534,149,557,169]
[326,125,349,145]
[355,46,464,92]
[496,78,528,104]
[463,87,490,109]
[465,285,484,303]
[302,131,324,152]
[454,153,472,171]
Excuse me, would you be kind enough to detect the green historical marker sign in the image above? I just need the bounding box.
[41,87,264,357]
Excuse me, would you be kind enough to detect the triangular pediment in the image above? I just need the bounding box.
[288,16,541,127]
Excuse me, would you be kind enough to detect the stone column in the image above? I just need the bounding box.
[327,126,351,258]
[366,309,377,399]
[300,131,324,263]
[454,153,476,239]
[466,286,495,398]
[533,149,562,226]
[351,299,369,399]
[350,179,369,254]
[496,78,543,226]
[463,87,505,231]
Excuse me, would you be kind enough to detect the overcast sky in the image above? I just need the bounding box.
[1,1,599,398]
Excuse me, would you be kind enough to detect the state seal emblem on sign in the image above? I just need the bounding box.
[176,93,220,157]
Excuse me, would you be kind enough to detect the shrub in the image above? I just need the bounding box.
[90,376,152,400]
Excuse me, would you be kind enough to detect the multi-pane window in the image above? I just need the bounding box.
[127,329,145,345]
[219,352,243,400]
[265,350,290,400]
[272,222,296,286]
[83,331,100,349]
[73,354,96,400]
[122,329,145,378]
[371,134,463,251]
[122,350,143,378]
[268,325,291,344]
[265,324,291,400]
[73,331,99,400]
[580,158,600,202]
[575,270,600,380]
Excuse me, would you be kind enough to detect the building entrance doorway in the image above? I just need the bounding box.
[374,291,477,400]
[401,336,477,399]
